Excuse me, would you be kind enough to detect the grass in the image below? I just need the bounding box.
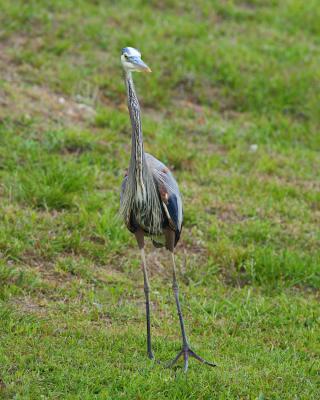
[0,0,319,398]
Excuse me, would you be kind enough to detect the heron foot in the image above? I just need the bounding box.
[166,345,216,372]
[148,350,155,360]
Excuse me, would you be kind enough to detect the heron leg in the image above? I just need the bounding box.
[171,251,189,348]
[165,230,216,372]
[140,248,154,360]
[136,230,154,360]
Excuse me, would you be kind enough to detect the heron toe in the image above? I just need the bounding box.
[166,345,216,372]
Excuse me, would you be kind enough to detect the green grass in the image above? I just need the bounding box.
[0,0,319,398]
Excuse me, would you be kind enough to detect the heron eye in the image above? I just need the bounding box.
[124,54,129,59]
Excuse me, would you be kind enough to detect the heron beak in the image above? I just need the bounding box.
[129,56,152,73]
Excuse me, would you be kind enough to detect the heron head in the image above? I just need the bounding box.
[121,47,151,73]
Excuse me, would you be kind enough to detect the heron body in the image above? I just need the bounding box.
[119,47,215,371]
[121,152,182,246]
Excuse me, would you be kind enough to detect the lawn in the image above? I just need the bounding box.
[0,0,319,398]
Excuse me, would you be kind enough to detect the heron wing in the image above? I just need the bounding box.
[145,153,183,239]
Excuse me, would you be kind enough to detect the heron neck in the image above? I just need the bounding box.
[125,71,146,188]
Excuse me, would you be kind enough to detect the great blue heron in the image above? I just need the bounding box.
[119,47,215,372]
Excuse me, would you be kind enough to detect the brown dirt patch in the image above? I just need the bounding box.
[0,36,96,128]
[9,295,49,317]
